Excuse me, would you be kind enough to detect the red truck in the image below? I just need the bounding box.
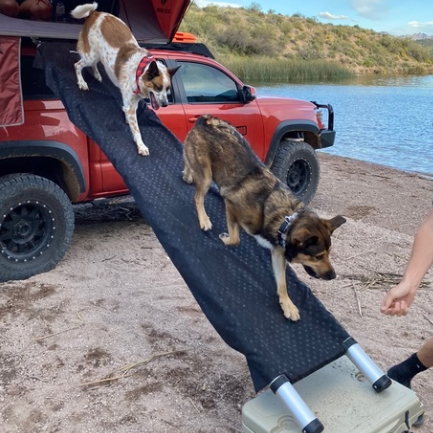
[0,0,335,281]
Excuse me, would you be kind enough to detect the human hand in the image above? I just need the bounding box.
[380,281,417,316]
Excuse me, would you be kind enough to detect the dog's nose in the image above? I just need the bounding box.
[304,266,336,280]
[323,270,336,280]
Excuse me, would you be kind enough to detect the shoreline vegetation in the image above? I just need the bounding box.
[180,3,433,82]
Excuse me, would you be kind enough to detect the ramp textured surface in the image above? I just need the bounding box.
[42,42,350,392]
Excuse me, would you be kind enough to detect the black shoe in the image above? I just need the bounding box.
[412,413,424,427]
[387,367,425,427]
[387,365,412,388]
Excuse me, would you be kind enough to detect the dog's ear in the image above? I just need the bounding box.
[291,227,318,247]
[323,215,346,233]
[168,65,181,77]
[146,60,161,79]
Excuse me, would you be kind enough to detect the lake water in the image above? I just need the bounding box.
[256,75,433,176]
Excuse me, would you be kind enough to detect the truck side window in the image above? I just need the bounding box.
[177,62,239,103]
[21,56,55,100]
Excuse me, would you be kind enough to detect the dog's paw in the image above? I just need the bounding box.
[182,171,193,184]
[137,145,150,156]
[280,302,300,321]
[93,72,103,82]
[219,233,229,244]
[200,219,212,231]
[219,233,240,246]
[78,80,89,91]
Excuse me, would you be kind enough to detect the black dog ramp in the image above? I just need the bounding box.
[40,42,388,432]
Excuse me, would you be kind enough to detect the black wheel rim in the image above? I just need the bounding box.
[286,159,311,195]
[0,200,55,262]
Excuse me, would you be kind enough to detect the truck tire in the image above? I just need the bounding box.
[271,139,320,205]
[0,173,75,282]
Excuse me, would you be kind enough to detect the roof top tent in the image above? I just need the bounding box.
[0,0,191,126]
[0,0,191,43]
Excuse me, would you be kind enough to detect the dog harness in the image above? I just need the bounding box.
[277,212,299,248]
[134,55,154,94]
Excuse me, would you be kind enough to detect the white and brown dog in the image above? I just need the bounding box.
[70,2,179,156]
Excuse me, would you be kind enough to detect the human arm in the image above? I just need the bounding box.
[381,208,433,316]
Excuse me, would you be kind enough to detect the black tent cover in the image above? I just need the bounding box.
[41,42,350,392]
[0,0,190,43]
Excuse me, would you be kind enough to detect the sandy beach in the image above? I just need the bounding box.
[1,152,432,432]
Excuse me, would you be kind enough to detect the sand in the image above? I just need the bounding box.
[1,153,432,432]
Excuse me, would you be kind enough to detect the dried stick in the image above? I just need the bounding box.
[351,281,362,317]
[80,348,191,387]
[118,348,191,373]
[424,315,433,327]
[80,373,134,387]
[345,249,375,261]
[34,326,83,342]
[188,397,201,414]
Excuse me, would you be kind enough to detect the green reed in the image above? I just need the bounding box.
[221,57,354,83]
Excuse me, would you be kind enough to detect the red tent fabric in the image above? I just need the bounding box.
[0,36,23,127]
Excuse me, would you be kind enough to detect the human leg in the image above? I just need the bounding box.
[417,336,433,369]
[387,337,433,426]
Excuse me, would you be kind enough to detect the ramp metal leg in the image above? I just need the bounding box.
[344,337,391,393]
[270,375,324,433]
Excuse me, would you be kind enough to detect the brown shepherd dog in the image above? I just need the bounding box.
[182,115,346,321]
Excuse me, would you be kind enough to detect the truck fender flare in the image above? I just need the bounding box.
[0,140,86,193]
[264,120,319,167]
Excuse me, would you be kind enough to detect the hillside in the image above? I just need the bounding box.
[417,38,433,56]
[180,3,433,81]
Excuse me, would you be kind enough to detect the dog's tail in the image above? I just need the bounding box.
[70,2,98,19]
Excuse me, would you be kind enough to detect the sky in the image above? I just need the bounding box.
[194,0,433,36]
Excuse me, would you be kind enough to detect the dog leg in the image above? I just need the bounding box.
[271,249,300,321]
[123,97,149,156]
[182,160,194,184]
[92,64,102,82]
[74,50,99,91]
[219,203,240,246]
[74,58,90,91]
[194,174,213,231]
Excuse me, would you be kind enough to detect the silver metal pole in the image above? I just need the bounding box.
[270,375,324,433]
[345,340,391,392]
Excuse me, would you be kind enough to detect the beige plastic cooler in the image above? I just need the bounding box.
[242,356,423,433]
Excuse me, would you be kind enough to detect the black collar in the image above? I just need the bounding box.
[277,213,299,248]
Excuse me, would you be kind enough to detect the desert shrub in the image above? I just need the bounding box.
[291,18,305,32]
[306,17,317,25]
[362,58,375,68]
[297,46,323,61]
[280,21,293,34]
[248,2,263,14]
[332,25,349,38]
[405,42,431,63]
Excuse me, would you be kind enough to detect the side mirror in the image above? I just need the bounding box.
[240,85,256,103]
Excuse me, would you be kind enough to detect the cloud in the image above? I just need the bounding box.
[350,0,390,21]
[318,11,348,21]
[408,21,433,30]
[194,0,241,8]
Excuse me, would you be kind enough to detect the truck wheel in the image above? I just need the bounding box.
[0,174,75,282]
[271,139,320,205]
